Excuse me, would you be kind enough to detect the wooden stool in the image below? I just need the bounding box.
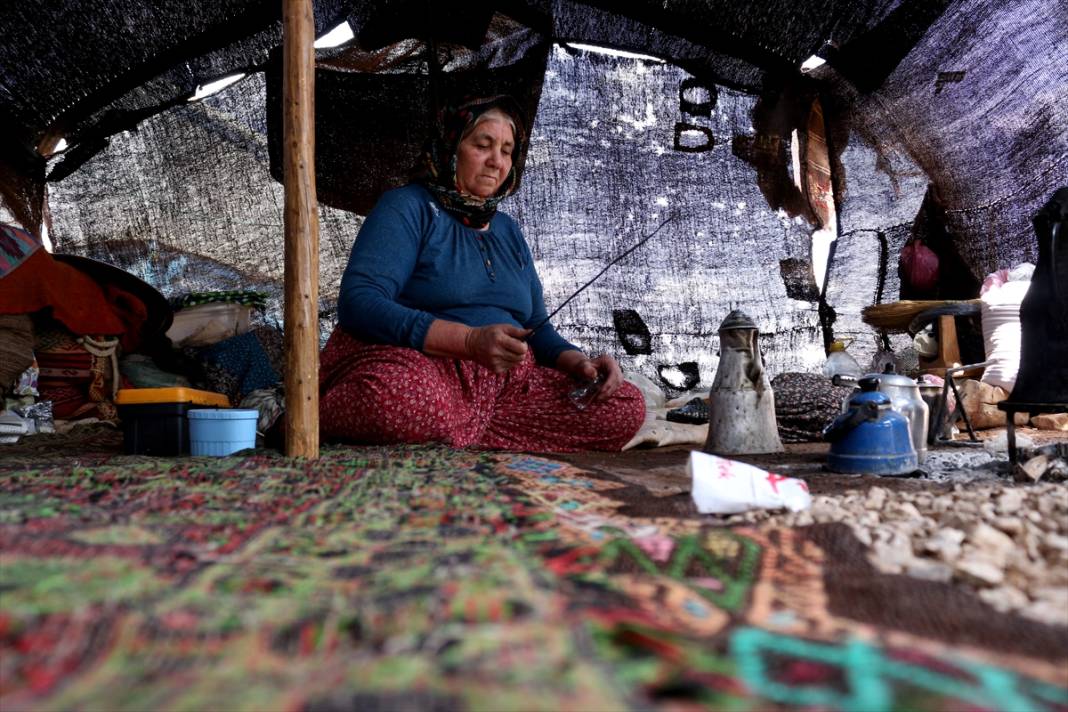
[918,314,985,380]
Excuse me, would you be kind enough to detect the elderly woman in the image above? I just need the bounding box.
[319,95,645,451]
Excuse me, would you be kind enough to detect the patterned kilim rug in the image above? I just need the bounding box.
[1,438,1067,711]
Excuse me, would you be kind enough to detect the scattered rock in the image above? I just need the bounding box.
[957,380,1029,430]
[924,528,966,562]
[872,530,915,569]
[1042,532,1068,554]
[905,558,954,583]
[746,468,1067,620]
[955,557,1005,587]
[995,489,1025,515]
[1020,599,1068,627]
[1031,413,1068,431]
[1024,530,1042,560]
[1030,585,1068,602]
[978,585,1030,612]
[852,526,872,547]
[886,501,922,521]
[865,487,888,510]
[991,516,1024,535]
[931,496,952,513]
[966,522,1016,566]
[857,511,879,528]
[809,497,840,523]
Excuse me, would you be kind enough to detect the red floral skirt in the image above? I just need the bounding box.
[319,327,645,452]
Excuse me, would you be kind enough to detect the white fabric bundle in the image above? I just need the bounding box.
[979,263,1034,393]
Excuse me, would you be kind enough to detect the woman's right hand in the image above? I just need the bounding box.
[465,324,531,374]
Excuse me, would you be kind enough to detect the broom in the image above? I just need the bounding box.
[862,299,981,332]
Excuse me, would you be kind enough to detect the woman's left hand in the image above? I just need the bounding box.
[557,351,624,402]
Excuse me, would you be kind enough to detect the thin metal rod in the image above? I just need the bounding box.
[527,214,677,337]
[948,375,977,441]
[1007,418,1018,465]
[938,360,991,444]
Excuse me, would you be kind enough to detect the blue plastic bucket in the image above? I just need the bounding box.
[187,409,258,456]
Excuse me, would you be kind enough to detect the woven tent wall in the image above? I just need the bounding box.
[840,0,1067,274]
[820,0,1068,368]
[46,43,917,388]
[6,0,1065,390]
[44,73,361,340]
[510,46,829,384]
[0,0,356,235]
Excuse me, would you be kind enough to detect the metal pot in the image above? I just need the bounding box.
[833,372,930,463]
[918,383,951,443]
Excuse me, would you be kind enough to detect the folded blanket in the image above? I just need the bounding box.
[185,327,283,404]
[0,250,126,336]
[772,372,854,443]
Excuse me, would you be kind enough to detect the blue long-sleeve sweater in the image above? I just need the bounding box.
[337,184,578,366]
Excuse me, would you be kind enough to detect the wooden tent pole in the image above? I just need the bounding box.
[282,0,320,458]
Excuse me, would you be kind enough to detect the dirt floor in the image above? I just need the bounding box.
[7,422,1062,495]
[558,427,1065,493]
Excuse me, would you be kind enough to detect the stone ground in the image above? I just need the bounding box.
[557,427,1068,628]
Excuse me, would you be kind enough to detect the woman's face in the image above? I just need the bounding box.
[454,114,514,199]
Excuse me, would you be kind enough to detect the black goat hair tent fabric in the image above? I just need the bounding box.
[1,0,1065,384]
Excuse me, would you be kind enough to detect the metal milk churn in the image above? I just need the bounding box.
[703,310,785,455]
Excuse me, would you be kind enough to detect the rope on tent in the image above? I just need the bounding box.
[528,213,678,337]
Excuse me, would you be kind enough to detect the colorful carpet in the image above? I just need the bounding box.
[1,443,1066,711]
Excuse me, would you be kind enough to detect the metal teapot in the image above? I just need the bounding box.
[703,310,784,455]
[824,377,918,475]
[833,368,929,462]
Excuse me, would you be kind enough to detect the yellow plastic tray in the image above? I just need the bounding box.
[115,387,230,407]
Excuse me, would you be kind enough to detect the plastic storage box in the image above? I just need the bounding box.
[188,409,258,456]
[115,387,230,455]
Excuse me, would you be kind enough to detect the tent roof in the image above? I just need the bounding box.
[4,0,1063,397]
[1,0,938,165]
[1,0,960,235]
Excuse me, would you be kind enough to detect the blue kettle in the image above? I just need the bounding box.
[823,376,918,476]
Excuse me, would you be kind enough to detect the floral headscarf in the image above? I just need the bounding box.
[416,95,527,228]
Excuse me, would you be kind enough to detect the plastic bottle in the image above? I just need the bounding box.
[822,340,862,378]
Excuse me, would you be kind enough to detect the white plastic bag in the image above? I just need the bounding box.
[980,264,1032,392]
[688,450,811,514]
[623,371,666,410]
